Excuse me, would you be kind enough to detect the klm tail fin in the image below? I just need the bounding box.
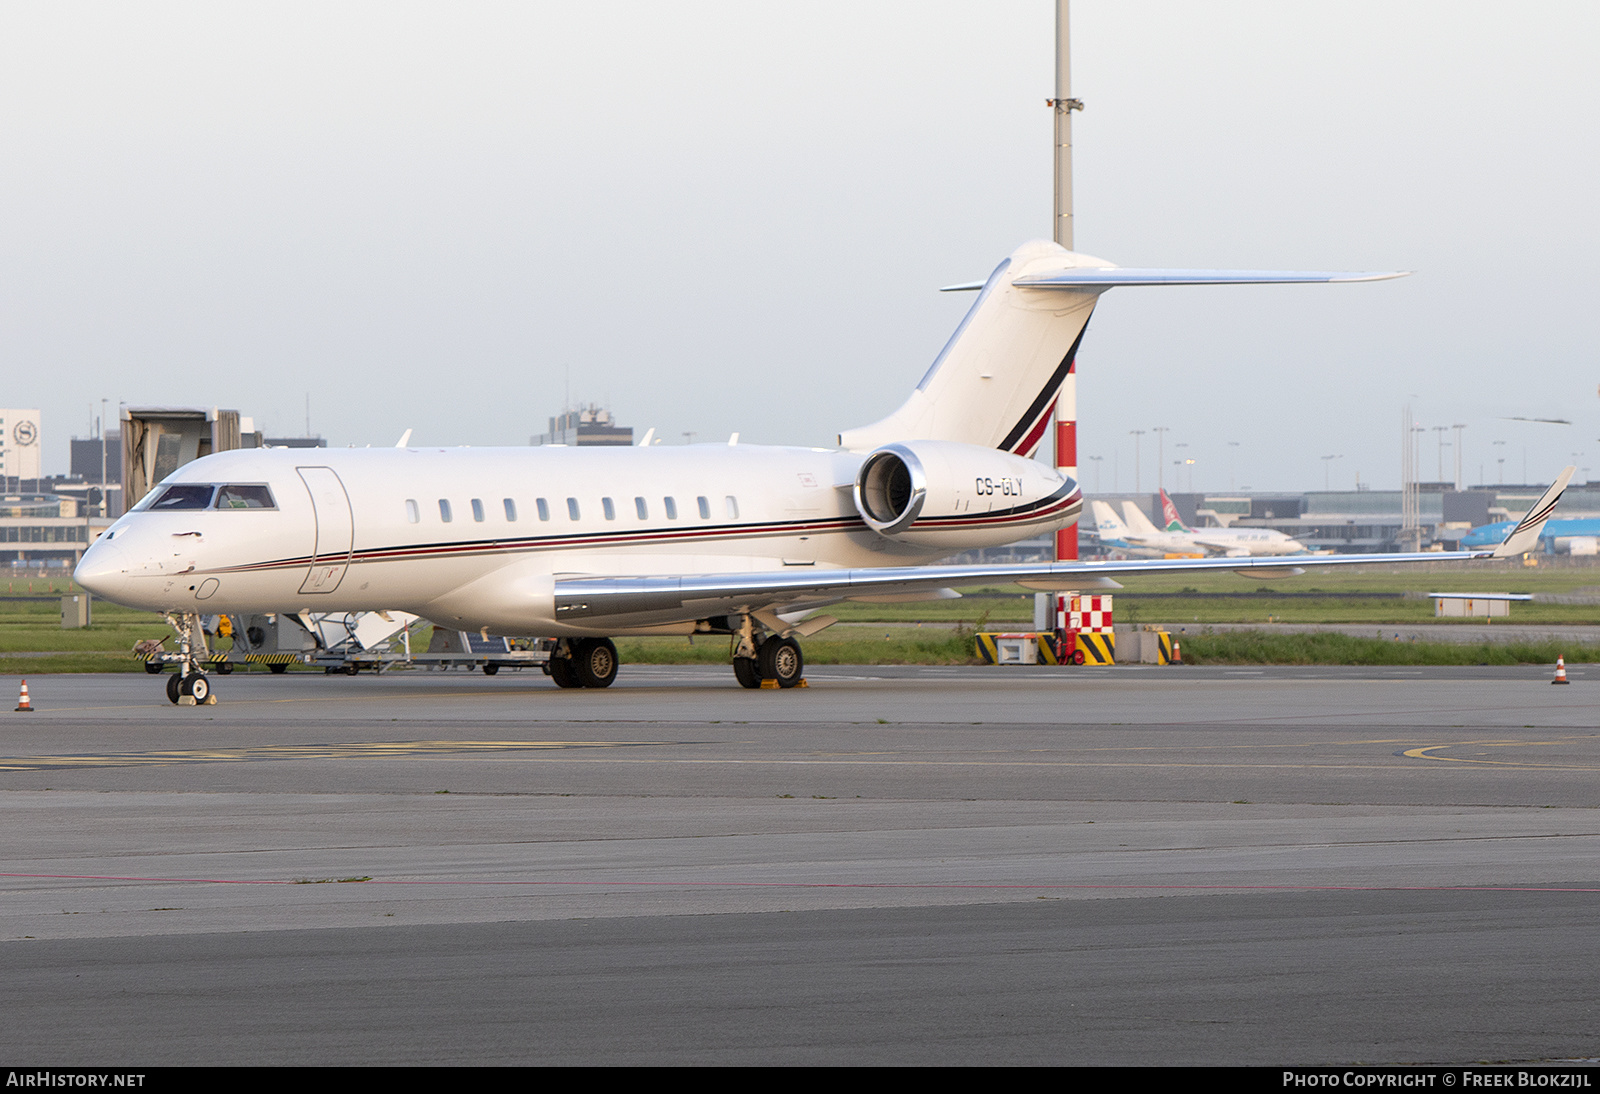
[1090,500,1130,541]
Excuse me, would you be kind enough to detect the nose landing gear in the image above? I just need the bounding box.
[161,611,217,706]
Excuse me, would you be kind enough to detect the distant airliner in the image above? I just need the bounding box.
[1461,517,1600,554]
[74,240,1568,703]
[1089,491,1304,558]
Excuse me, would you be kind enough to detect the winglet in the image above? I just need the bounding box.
[1492,466,1575,558]
[395,429,413,448]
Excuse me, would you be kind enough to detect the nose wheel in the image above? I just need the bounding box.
[161,611,218,705]
[164,671,212,705]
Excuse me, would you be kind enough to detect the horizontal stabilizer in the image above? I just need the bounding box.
[943,269,1407,292]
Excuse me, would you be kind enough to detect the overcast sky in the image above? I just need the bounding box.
[3,2,1597,492]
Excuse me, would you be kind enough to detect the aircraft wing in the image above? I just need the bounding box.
[554,468,1571,628]
[552,550,1486,627]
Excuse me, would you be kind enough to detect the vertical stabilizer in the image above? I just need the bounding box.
[838,241,1107,453]
[1090,500,1131,542]
[1121,500,1161,537]
[1160,489,1192,532]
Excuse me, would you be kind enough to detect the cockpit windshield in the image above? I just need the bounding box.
[135,483,278,511]
[145,484,216,511]
[214,485,275,509]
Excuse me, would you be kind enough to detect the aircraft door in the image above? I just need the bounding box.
[297,466,355,594]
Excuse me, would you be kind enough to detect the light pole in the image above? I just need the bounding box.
[1152,426,1170,494]
[1129,430,1145,494]
[1321,454,1343,491]
[1087,454,1103,493]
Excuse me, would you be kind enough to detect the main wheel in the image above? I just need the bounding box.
[187,674,211,702]
[548,656,582,689]
[572,638,618,688]
[165,673,182,704]
[482,663,499,676]
[733,656,762,689]
[144,661,164,675]
[268,663,288,674]
[758,636,803,688]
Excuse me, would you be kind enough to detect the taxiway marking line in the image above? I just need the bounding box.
[2,870,1597,893]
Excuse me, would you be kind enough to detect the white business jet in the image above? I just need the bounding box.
[74,240,1570,703]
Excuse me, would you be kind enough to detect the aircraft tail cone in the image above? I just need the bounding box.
[1552,656,1570,685]
[14,679,33,711]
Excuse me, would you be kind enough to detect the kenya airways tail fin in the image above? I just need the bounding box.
[1160,489,1192,532]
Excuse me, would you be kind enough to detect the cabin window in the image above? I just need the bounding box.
[663,496,678,520]
[214,485,275,510]
[471,498,485,522]
[635,497,648,519]
[602,497,616,521]
[405,499,420,524]
[536,498,550,521]
[503,498,517,521]
[725,496,740,520]
[697,496,711,520]
[567,497,580,520]
[439,499,453,522]
[148,484,215,511]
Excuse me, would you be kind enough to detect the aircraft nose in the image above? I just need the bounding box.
[74,536,132,597]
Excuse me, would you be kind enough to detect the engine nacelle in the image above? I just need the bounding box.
[853,440,1081,549]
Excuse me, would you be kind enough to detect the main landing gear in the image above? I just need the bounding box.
[544,637,619,689]
[730,616,805,689]
[160,611,217,706]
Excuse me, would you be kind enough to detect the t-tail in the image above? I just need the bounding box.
[838,240,1406,453]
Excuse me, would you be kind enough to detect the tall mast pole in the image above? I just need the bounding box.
[1051,0,1084,562]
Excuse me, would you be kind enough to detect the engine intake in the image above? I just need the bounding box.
[851,439,1078,549]
[855,444,927,535]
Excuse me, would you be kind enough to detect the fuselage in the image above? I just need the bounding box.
[1094,525,1303,558]
[1461,517,1600,553]
[76,443,1080,635]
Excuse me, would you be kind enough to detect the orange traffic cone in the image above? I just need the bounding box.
[1171,640,1183,665]
[1552,656,1570,685]
[14,679,33,711]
